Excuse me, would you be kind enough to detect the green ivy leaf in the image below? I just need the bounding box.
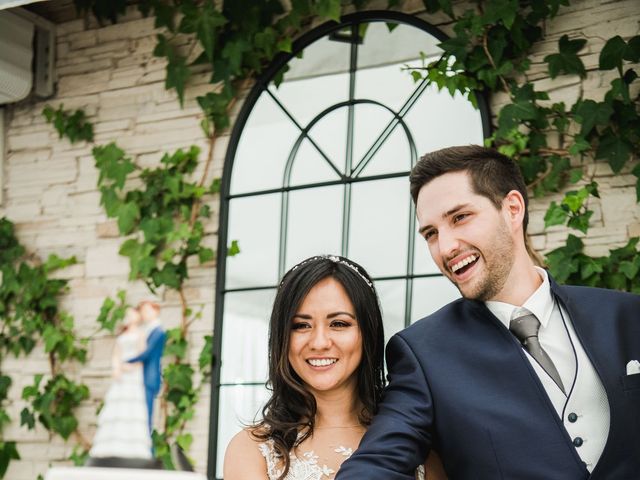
[567,210,593,234]
[595,132,632,173]
[482,0,518,29]
[198,247,214,264]
[568,136,590,156]
[619,258,640,280]
[176,433,193,452]
[93,143,136,189]
[179,1,227,62]
[599,35,627,71]
[624,35,640,62]
[166,55,191,107]
[315,0,341,21]
[544,201,568,228]
[227,240,241,256]
[573,99,613,136]
[20,408,35,429]
[0,441,20,477]
[117,202,141,235]
[544,34,587,78]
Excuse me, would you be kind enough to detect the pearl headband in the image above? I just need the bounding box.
[284,255,374,290]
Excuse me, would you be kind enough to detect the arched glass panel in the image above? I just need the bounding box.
[209,12,489,478]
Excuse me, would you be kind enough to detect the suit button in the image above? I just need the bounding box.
[573,437,583,447]
[568,412,578,423]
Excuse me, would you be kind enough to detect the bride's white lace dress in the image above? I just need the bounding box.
[259,437,425,480]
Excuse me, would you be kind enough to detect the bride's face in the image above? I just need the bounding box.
[125,308,142,327]
[288,277,363,396]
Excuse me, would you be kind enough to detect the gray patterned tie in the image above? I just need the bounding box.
[509,312,565,393]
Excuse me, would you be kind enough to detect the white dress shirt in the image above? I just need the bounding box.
[485,267,610,471]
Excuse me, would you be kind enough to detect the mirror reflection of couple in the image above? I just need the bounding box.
[225,145,640,480]
[89,301,166,461]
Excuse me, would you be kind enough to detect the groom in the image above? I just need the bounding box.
[127,300,166,434]
[337,145,640,479]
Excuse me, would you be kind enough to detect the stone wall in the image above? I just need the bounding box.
[0,1,638,478]
[1,6,219,478]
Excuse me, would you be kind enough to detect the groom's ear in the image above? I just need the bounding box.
[502,190,526,232]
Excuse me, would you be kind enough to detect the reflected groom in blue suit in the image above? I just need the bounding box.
[337,146,640,480]
[127,301,166,434]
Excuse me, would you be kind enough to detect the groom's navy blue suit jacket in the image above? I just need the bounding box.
[337,278,640,479]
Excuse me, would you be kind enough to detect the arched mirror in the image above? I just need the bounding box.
[208,11,489,478]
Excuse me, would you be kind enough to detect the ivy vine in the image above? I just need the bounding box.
[0,218,91,477]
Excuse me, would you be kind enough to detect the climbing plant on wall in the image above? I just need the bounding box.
[0,218,91,477]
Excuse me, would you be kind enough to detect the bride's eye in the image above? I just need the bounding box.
[331,320,351,328]
[291,322,310,330]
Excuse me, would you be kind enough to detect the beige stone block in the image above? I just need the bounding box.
[139,67,166,85]
[57,18,85,36]
[96,220,120,238]
[7,130,51,150]
[9,156,77,188]
[96,17,157,43]
[135,116,201,134]
[136,105,202,125]
[628,222,640,237]
[3,202,42,221]
[48,263,85,280]
[34,227,95,249]
[81,39,130,57]
[57,58,113,77]
[57,71,111,97]
[96,103,138,122]
[68,30,97,50]
[117,129,204,154]
[98,83,163,107]
[41,184,71,207]
[85,241,130,277]
[601,187,640,226]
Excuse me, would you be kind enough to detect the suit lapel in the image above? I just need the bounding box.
[467,298,590,474]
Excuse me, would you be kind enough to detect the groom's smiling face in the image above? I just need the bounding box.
[416,170,516,301]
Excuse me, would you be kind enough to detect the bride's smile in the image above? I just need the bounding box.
[288,276,363,396]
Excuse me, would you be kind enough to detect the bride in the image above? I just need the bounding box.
[89,307,152,461]
[224,255,446,479]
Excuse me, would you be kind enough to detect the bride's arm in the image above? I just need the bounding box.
[224,429,270,480]
[111,342,122,379]
[423,451,448,480]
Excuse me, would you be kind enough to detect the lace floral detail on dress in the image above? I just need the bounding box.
[258,438,426,480]
[258,439,351,480]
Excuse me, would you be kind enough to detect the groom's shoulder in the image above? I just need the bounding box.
[557,282,640,306]
[399,297,471,339]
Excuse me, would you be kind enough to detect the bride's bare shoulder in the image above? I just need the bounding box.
[223,428,269,480]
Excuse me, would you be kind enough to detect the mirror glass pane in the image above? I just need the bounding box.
[349,178,409,278]
[220,289,276,384]
[216,384,270,478]
[226,194,280,289]
[410,276,460,323]
[230,93,300,195]
[284,185,343,272]
[375,279,406,345]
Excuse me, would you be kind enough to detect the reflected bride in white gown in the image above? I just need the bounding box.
[89,308,152,459]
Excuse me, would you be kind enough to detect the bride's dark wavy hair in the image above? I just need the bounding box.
[253,255,385,478]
